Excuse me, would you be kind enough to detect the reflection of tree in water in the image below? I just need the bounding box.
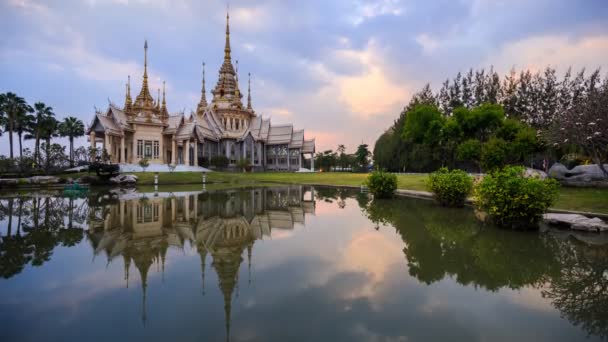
[359,195,608,338]
[0,195,86,278]
[542,237,608,339]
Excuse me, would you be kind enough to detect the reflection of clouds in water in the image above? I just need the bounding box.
[335,229,405,300]
[501,285,555,313]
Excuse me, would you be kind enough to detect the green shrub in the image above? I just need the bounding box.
[481,137,509,171]
[365,171,397,198]
[210,156,229,169]
[474,166,559,229]
[138,158,150,172]
[426,167,473,207]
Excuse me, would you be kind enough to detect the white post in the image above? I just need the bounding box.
[185,140,190,166]
[311,153,314,171]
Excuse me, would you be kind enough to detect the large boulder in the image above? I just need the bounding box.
[523,167,547,179]
[548,163,569,180]
[567,164,608,181]
[109,174,138,185]
[543,213,608,232]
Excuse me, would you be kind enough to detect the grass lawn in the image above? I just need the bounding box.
[60,171,607,214]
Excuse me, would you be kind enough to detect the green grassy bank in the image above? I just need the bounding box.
[61,171,607,214]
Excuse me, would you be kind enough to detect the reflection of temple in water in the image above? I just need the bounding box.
[87,186,316,338]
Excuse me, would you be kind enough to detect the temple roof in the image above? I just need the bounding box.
[267,124,293,145]
[302,139,316,154]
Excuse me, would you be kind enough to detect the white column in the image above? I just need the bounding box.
[159,136,164,163]
[171,138,177,165]
[185,140,190,166]
[287,149,290,171]
[311,153,314,171]
[225,141,230,159]
[299,153,302,168]
[193,141,198,166]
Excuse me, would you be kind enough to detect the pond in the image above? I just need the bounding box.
[0,185,607,341]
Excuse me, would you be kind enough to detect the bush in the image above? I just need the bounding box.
[474,166,559,229]
[210,156,229,169]
[138,158,150,172]
[481,137,509,171]
[426,167,473,207]
[365,171,397,198]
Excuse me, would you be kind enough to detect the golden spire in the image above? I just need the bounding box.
[247,73,252,110]
[198,62,208,110]
[135,40,154,109]
[224,8,231,62]
[156,88,161,110]
[161,81,168,118]
[124,75,132,112]
[234,60,240,98]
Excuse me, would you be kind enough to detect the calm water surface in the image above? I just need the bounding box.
[0,185,607,341]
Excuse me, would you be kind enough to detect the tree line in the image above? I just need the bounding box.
[313,144,371,172]
[373,66,608,174]
[0,92,86,174]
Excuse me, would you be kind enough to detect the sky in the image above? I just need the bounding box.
[1,0,607,155]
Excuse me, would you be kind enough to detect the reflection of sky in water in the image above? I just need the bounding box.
[0,187,604,341]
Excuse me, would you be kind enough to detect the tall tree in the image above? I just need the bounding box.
[27,102,55,167]
[474,69,486,105]
[501,68,519,117]
[355,144,370,171]
[438,79,451,114]
[485,66,501,104]
[58,117,85,167]
[41,116,59,170]
[461,69,474,108]
[1,93,30,159]
[449,72,463,111]
[14,106,34,160]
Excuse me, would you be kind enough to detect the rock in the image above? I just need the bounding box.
[523,168,547,179]
[548,163,568,180]
[543,213,608,232]
[549,163,608,182]
[567,164,608,181]
[30,176,60,184]
[109,174,138,185]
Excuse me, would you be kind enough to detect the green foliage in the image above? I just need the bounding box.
[354,144,370,171]
[365,171,397,198]
[236,158,250,172]
[138,158,150,172]
[210,155,229,169]
[457,139,481,163]
[481,137,509,171]
[402,104,443,143]
[474,166,560,229]
[426,167,473,207]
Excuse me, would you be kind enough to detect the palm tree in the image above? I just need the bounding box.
[26,102,54,166]
[58,117,85,167]
[1,93,31,159]
[15,107,34,160]
[40,116,59,169]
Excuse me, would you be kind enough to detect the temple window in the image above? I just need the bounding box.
[137,139,160,159]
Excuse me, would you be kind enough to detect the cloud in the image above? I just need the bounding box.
[7,0,48,13]
[483,34,608,74]
[349,0,405,25]
[415,33,440,54]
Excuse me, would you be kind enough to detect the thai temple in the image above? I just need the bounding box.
[87,186,317,340]
[87,11,315,171]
